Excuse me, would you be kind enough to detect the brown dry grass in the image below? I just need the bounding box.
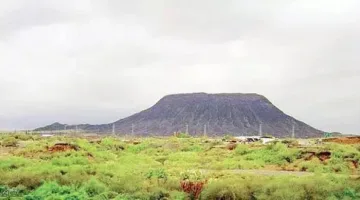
[324,136,360,144]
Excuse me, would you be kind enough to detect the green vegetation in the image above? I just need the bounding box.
[0,134,359,199]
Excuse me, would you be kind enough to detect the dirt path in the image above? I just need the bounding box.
[200,169,313,176]
[201,169,360,179]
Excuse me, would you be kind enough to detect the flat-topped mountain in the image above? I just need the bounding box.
[35,93,323,137]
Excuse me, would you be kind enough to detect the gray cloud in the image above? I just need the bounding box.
[0,0,359,134]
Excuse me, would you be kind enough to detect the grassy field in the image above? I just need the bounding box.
[0,133,360,200]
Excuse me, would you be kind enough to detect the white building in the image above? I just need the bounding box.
[234,136,276,144]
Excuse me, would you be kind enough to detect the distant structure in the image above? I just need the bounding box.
[41,134,54,137]
[234,135,276,144]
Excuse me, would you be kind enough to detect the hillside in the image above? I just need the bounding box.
[35,93,323,137]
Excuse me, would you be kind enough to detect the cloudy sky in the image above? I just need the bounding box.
[0,0,359,133]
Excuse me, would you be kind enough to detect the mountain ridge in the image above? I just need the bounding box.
[35,93,323,137]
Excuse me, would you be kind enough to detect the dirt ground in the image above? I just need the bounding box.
[323,136,360,144]
[0,147,12,157]
[48,143,79,152]
[201,169,314,177]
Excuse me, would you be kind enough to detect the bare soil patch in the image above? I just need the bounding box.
[48,142,79,152]
[323,136,360,144]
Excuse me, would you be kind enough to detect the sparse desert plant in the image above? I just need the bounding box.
[13,134,34,141]
[83,178,107,197]
[1,137,18,147]
[146,168,168,185]
[244,142,300,165]
[180,170,207,200]
[235,144,251,155]
[281,139,299,147]
[176,132,191,138]
[180,180,206,200]
[221,134,234,141]
[226,142,237,150]
[0,135,359,199]
[0,185,27,198]
[24,182,88,199]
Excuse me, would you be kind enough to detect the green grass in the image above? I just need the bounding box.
[0,134,359,199]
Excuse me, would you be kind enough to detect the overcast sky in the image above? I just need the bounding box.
[0,0,359,133]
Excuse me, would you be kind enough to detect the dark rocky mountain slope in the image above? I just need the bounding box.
[35,93,323,137]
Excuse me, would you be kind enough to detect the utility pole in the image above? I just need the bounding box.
[208,121,210,136]
[204,124,207,137]
[185,124,189,134]
[259,123,262,137]
[131,124,134,136]
[112,123,115,135]
[292,122,295,138]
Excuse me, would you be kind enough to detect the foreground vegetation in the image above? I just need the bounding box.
[0,133,360,200]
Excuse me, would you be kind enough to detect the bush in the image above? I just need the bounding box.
[298,159,328,172]
[281,139,299,147]
[201,177,258,200]
[0,185,27,198]
[146,168,168,185]
[83,178,107,197]
[100,137,125,151]
[235,144,251,155]
[1,137,18,147]
[148,188,170,200]
[222,135,234,141]
[0,157,32,171]
[244,143,300,165]
[181,144,203,152]
[1,171,43,190]
[25,182,88,200]
[127,143,148,154]
[51,155,89,166]
[14,134,33,141]
[114,194,135,200]
[176,133,191,138]
[169,191,187,200]
[333,188,360,199]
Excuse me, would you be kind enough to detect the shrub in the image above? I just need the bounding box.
[281,139,299,146]
[333,188,360,199]
[83,178,107,197]
[222,135,233,141]
[51,155,89,166]
[100,137,125,151]
[0,157,32,171]
[127,143,147,154]
[3,171,43,190]
[25,182,88,200]
[201,178,257,200]
[148,188,170,200]
[146,168,168,185]
[176,133,191,138]
[0,185,27,198]
[235,144,251,155]
[298,159,328,172]
[1,137,18,147]
[14,134,33,141]
[181,144,203,152]
[180,170,207,200]
[244,142,300,166]
[169,191,187,200]
[155,156,168,165]
[114,194,135,200]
